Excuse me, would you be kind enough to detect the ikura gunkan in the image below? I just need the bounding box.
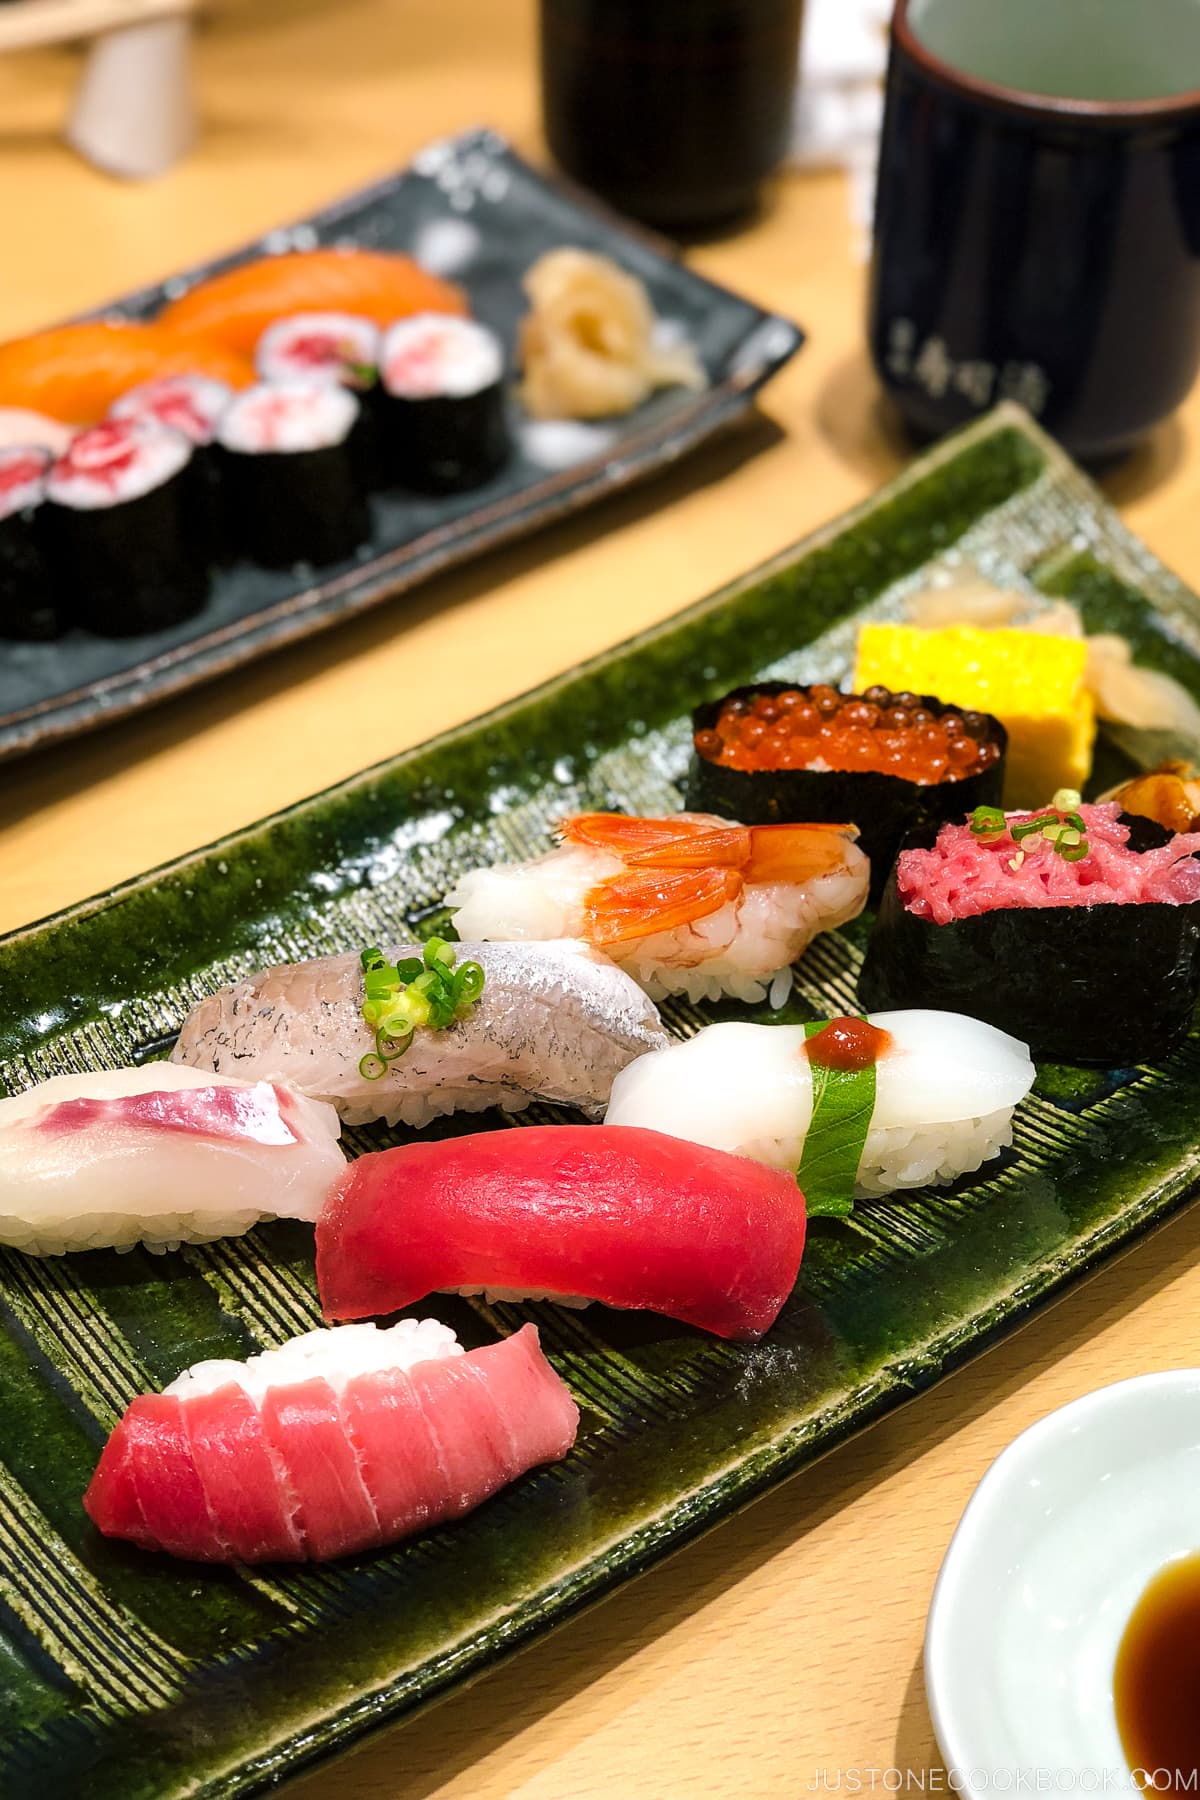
[215,380,370,568]
[379,314,509,492]
[0,445,59,641]
[687,681,1007,901]
[45,418,209,636]
[859,798,1200,1066]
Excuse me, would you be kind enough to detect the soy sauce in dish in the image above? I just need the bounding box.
[1114,1553,1200,1790]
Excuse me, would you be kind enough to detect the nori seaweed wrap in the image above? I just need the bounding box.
[44,421,209,638]
[687,680,1007,902]
[379,315,509,494]
[111,373,233,565]
[858,810,1200,1066]
[215,380,371,569]
[0,447,60,640]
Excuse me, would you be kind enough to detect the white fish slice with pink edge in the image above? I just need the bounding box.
[0,1063,346,1256]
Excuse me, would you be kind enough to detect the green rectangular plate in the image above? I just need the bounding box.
[1,402,1198,1797]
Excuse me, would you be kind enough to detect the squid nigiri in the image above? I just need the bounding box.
[316,1124,807,1340]
[446,813,869,1004]
[171,939,667,1126]
[84,1318,578,1563]
[605,1012,1035,1197]
[0,1064,345,1255]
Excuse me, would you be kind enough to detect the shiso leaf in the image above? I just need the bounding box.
[796,1020,876,1221]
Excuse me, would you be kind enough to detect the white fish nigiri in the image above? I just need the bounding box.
[605,1011,1035,1196]
[446,813,869,1004]
[0,1064,345,1256]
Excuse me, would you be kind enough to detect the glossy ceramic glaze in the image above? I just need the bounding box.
[0,127,801,766]
[869,0,1200,460]
[2,409,1200,1796]
[926,1370,1200,1794]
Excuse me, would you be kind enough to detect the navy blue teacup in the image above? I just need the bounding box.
[868,0,1200,461]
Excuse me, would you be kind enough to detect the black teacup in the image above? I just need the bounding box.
[868,0,1200,462]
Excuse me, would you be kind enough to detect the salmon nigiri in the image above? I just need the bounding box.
[159,250,469,353]
[0,321,254,424]
[317,1124,807,1341]
[446,812,870,1004]
[84,1318,577,1563]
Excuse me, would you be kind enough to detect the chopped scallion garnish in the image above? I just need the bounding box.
[357,940,486,1079]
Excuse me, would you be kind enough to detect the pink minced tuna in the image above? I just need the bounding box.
[899,803,1200,926]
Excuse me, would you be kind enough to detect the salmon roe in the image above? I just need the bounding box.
[695,686,999,784]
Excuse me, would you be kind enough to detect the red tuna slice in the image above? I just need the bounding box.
[407,1328,574,1512]
[343,1326,578,1534]
[85,1393,227,1560]
[259,1377,379,1561]
[83,1325,579,1563]
[316,1125,807,1341]
[338,1366,452,1540]
[181,1384,303,1563]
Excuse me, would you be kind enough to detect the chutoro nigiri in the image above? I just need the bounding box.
[0,1063,345,1255]
[606,1012,1035,1198]
[84,1318,578,1562]
[171,938,667,1126]
[316,1124,807,1340]
[445,812,869,1003]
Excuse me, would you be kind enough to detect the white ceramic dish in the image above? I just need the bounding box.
[925,1370,1200,1794]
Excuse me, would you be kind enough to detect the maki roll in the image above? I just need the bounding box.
[44,420,208,637]
[378,313,509,493]
[688,681,1006,901]
[111,373,234,562]
[858,796,1200,1066]
[215,381,370,569]
[255,312,381,391]
[110,372,232,444]
[0,445,60,641]
[256,313,382,488]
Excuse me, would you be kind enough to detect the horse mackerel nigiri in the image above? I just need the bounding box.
[84,1318,578,1563]
[317,1124,808,1340]
[171,939,668,1125]
[446,813,869,1003]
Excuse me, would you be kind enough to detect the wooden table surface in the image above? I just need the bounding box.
[3,3,1200,1796]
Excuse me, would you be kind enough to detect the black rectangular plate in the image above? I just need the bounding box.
[0,127,802,765]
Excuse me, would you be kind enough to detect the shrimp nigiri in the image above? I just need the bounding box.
[84,1319,578,1563]
[446,812,869,1003]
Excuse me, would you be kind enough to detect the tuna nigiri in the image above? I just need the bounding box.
[0,1064,345,1255]
[446,812,870,1004]
[0,322,254,425]
[84,1318,578,1563]
[159,250,469,354]
[317,1124,807,1340]
[171,939,668,1126]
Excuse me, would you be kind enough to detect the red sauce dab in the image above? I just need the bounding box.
[805,1017,892,1071]
[695,686,1000,785]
